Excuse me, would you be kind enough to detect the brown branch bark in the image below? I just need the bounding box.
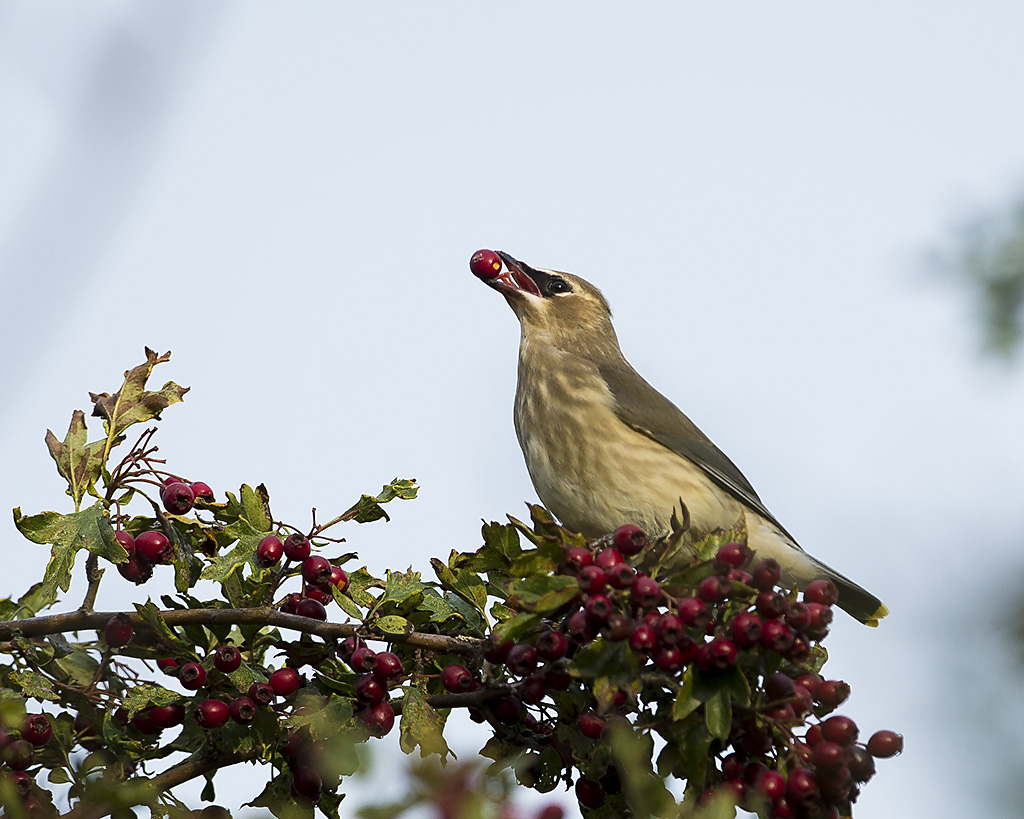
[0,607,483,658]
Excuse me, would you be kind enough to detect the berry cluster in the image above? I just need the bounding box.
[0,713,53,812]
[441,524,901,816]
[255,534,350,621]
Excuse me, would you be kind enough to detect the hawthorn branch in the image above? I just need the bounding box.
[0,607,484,658]
[60,746,260,819]
[80,555,103,613]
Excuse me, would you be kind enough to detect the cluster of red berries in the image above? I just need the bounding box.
[255,533,350,621]
[338,637,404,741]
[161,479,214,516]
[0,713,53,810]
[438,525,900,816]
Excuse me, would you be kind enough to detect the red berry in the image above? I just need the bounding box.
[760,619,795,652]
[676,598,708,629]
[135,530,173,564]
[811,741,845,768]
[561,546,593,574]
[10,771,33,797]
[248,682,275,707]
[847,745,876,781]
[520,676,547,704]
[469,249,503,280]
[756,590,789,619]
[295,598,327,620]
[715,541,751,569]
[355,675,387,705]
[280,592,302,614]
[22,714,52,747]
[329,565,348,591]
[150,703,185,729]
[350,647,378,673]
[214,645,241,673]
[629,623,658,655]
[3,739,35,771]
[630,575,662,608]
[867,729,903,758]
[536,630,568,661]
[303,584,332,605]
[440,664,474,693]
[821,715,859,746]
[193,699,230,729]
[373,651,403,681]
[269,667,301,696]
[491,695,522,725]
[785,768,819,808]
[157,657,179,675]
[114,530,135,556]
[189,481,215,502]
[229,697,256,724]
[654,645,685,673]
[132,708,161,735]
[764,671,796,701]
[785,602,812,631]
[752,558,782,590]
[256,535,283,567]
[537,806,565,819]
[483,636,514,664]
[104,614,133,648]
[804,579,839,607]
[698,638,738,671]
[506,644,538,677]
[577,712,606,739]
[567,609,597,642]
[602,612,633,642]
[544,666,572,690]
[117,555,153,584]
[575,777,606,809]
[612,524,647,556]
[595,547,623,570]
[283,533,311,561]
[301,555,332,585]
[584,594,612,623]
[291,765,323,802]
[756,770,787,804]
[654,614,686,644]
[816,680,851,710]
[606,561,637,589]
[161,481,195,515]
[364,701,395,736]
[577,565,607,594]
[730,612,763,648]
[179,662,207,690]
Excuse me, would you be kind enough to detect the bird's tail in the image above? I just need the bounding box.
[816,563,889,627]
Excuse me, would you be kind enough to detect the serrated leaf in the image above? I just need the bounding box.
[122,684,179,717]
[8,670,59,702]
[373,615,412,635]
[44,410,106,506]
[134,600,191,655]
[88,348,188,441]
[398,688,452,760]
[240,484,272,532]
[344,567,381,609]
[571,639,640,683]
[13,503,124,608]
[430,560,488,616]
[505,574,578,615]
[200,516,266,583]
[704,688,732,741]
[371,570,429,616]
[51,647,101,687]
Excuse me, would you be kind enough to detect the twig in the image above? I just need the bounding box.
[81,555,103,613]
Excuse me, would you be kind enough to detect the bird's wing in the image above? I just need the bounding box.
[599,360,798,543]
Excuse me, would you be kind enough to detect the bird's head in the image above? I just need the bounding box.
[479,250,620,358]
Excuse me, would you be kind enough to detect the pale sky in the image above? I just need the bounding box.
[3,4,1024,818]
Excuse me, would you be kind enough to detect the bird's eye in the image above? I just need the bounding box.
[546,278,572,295]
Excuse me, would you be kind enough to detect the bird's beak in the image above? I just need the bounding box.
[485,251,542,298]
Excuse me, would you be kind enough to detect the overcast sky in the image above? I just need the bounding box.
[3,4,1024,818]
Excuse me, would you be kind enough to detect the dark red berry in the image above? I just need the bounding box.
[567,609,597,642]
[350,647,377,673]
[756,590,789,619]
[248,682,275,706]
[764,671,796,701]
[677,597,711,628]
[756,770,787,804]
[373,651,403,681]
[136,530,173,564]
[697,638,738,671]
[303,584,332,605]
[602,612,633,642]
[584,594,613,623]
[867,729,903,758]
[225,697,254,725]
[4,739,35,771]
[22,714,52,747]
[577,712,606,739]
[536,630,568,661]
[821,715,859,746]
[629,623,658,655]
[785,767,819,808]
[630,575,661,608]
[179,662,207,690]
[364,701,395,736]
[575,777,606,809]
[544,666,572,690]
[256,535,283,567]
[491,695,521,725]
[795,672,823,696]
[785,602,812,631]
[283,533,311,561]
[329,565,348,591]
[10,771,33,797]
[577,565,607,594]
[804,579,839,607]
[114,530,135,556]
[161,481,195,515]
[213,645,242,674]
[811,741,845,768]
[104,614,133,648]
[816,680,850,710]
[295,598,327,620]
[193,699,230,729]
[132,708,161,735]
[280,592,302,614]
[606,561,637,589]
[595,547,623,570]
[150,703,185,729]
[654,614,686,644]
[301,555,332,585]
[506,644,538,677]
[760,619,795,652]
[189,481,215,502]
[291,765,323,802]
[469,249,503,280]
[269,667,301,696]
[157,657,179,675]
[847,745,876,781]
[715,541,751,569]
[520,676,547,704]
[654,645,685,673]
[730,612,763,648]
[612,524,647,556]
[117,555,153,583]
[483,636,514,664]
[355,675,387,705]
[752,558,782,590]
[440,664,474,693]
[561,546,593,574]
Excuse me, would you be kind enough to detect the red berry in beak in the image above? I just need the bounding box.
[470,249,503,280]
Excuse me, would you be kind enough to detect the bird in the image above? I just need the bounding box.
[473,249,888,626]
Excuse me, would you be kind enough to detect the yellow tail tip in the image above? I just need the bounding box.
[863,602,890,627]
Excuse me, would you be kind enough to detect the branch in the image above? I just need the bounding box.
[0,607,484,658]
[60,746,260,819]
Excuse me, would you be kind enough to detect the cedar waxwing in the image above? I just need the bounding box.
[476,250,888,626]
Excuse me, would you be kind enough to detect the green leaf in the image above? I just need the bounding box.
[88,348,189,442]
[704,688,732,742]
[8,670,59,702]
[373,615,412,635]
[13,502,124,608]
[398,688,452,760]
[240,484,273,532]
[430,560,488,616]
[122,684,179,717]
[134,600,192,655]
[47,768,72,785]
[44,410,106,507]
[672,667,701,720]
[344,567,381,609]
[51,647,101,687]
[505,574,578,615]
[571,639,641,684]
[343,479,418,524]
[370,569,429,615]
[199,516,266,583]
[607,722,675,818]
